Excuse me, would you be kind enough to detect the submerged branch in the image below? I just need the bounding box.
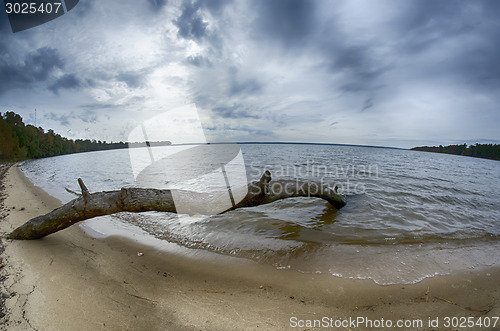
[8,171,345,240]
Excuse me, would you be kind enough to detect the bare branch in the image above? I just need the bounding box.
[8,171,345,240]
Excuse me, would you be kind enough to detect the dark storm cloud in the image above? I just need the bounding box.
[316,21,391,98]
[331,45,387,83]
[49,73,82,93]
[25,47,64,80]
[390,1,480,56]
[249,0,389,102]
[456,43,500,89]
[298,0,500,114]
[212,104,260,119]
[334,51,388,94]
[449,4,500,89]
[173,0,232,54]
[1,0,498,147]
[253,0,316,48]
[0,47,64,94]
[395,0,464,34]
[174,1,208,40]
[248,0,499,113]
[390,1,500,89]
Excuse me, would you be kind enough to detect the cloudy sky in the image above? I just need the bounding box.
[1,0,499,148]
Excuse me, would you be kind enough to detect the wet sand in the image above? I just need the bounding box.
[1,163,499,330]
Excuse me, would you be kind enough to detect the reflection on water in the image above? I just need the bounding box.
[20,144,500,284]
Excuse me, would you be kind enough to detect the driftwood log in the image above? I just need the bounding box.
[9,171,346,240]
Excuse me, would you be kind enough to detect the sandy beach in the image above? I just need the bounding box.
[0,163,499,330]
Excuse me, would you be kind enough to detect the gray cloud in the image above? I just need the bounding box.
[0,47,64,94]
[447,5,500,90]
[45,112,71,126]
[212,104,260,119]
[25,47,64,80]
[332,46,388,89]
[253,0,316,48]
[227,67,262,97]
[248,0,390,100]
[204,123,274,141]
[229,78,261,96]
[362,98,373,112]
[49,74,82,93]
[44,109,98,127]
[116,71,145,88]
[186,55,211,67]
[198,0,230,16]
[174,1,208,40]
[80,103,119,110]
[0,10,11,33]
[1,0,499,148]
[79,110,98,124]
[148,0,168,11]
[68,0,95,18]
[385,1,500,89]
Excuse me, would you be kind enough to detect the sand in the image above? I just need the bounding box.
[0,163,499,330]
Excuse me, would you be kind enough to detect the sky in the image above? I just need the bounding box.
[1,0,500,149]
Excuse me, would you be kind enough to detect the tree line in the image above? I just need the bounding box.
[0,111,129,161]
[411,143,500,161]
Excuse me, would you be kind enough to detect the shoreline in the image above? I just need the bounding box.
[1,164,499,330]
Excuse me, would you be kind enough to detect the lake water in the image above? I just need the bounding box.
[20,144,500,285]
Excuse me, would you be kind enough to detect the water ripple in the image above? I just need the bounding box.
[20,144,500,284]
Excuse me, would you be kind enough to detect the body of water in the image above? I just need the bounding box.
[20,144,500,284]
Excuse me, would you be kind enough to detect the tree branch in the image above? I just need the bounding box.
[8,171,345,240]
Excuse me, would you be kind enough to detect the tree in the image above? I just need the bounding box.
[0,111,130,161]
[0,114,20,160]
